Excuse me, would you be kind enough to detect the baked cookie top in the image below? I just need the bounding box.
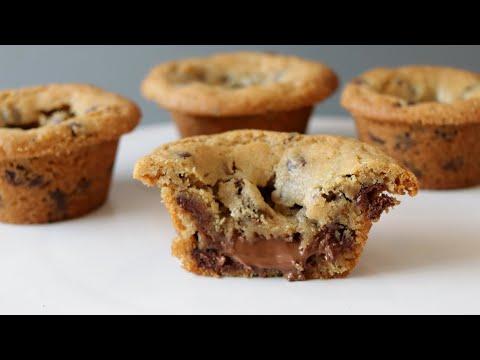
[134,130,418,226]
[0,84,141,160]
[142,52,338,116]
[341,66,480,125]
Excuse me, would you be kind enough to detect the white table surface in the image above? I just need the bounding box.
[1,116,479,315]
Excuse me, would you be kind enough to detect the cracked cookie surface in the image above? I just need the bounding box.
[0,84,141,224]
[0,83,141,160]
[342,66,480,125]
[134,130,418,281]
[142,51,338,117]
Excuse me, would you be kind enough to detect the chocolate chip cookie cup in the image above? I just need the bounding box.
[134,130,418,281]
[0,84,141,224]
[142,52,338,137]
[341,66,480,190]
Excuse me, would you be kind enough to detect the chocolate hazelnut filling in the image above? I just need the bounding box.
[176,183,396,281]
[232,235,303,275]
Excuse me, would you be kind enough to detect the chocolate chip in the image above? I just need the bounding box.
[224,161,238,175]
[304,223,356,263]
[4,170,19,186]
[4,166,46,187]
[215,198,231,217]
[28,175,46,188]
[176,151,192,159]
[39,105,75,127]
[194,71,207,83]
[323,224,355,262]
[5,122,39,130]
[322,192,337,202]
[442,157,464,172]
[258,178,276,207]
[76,178,91,193]
[356,184,398,221]
[292,232,302,242]
[192,248,242,275]
[176,194,214,236]
[306,255,317,267]
[234,179,244,195]
[435,127,458,141]
[394,132,416,151]
[40,105,72,117]
[368,132,386,145]
[49,189,67,213]
[287,156,306,171]
[290,204,303,211]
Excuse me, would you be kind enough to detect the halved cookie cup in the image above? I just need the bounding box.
[0,84,141,224]
[134,130,418,281]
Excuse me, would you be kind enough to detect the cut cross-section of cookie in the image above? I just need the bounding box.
[134,130,418,281]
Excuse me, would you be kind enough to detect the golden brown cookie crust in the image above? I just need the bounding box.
[353,116,480,189]
[170,106,313,137]
[0,140,118,224]
[341,66,480,125]
[142,52,338,117]
[0,84,141,160]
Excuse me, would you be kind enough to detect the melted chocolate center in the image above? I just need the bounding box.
[176,184,396,281]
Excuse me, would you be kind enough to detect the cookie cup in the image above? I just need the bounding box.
[134,130,418,281]
[0,84,141,224]
[342,66,480,189]
[142,52,338,137]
